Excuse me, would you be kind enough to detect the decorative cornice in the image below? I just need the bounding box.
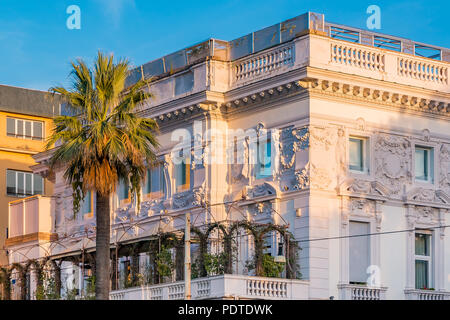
[305,77,450,118]
[143,75,449,126]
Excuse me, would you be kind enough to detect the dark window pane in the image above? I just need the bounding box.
[415,233,430,256]
[6,170,16,195]
[145,169,152,194]
[415,260,428,289]
[82,191,92,214]
[33,122,43,140]
[6,118,15,136]
[151,166,161,193]
[25,173,32,195]
[349,138,364,171]
[119,181,129,200]
[16,120,24,138]
[257,139,272,178]
[17,172,24,195]
[25,121,32,139]
[415,148,428,180]
[33,174,43,195]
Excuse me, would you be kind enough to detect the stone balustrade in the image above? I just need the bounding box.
[338,284,388,300]
[404,289,450,300]
[110,274,309,300]
[233,43,295,85]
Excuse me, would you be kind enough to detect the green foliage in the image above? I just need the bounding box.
[155,246,174,279]
[47,51,159,214]
[246,254,285,278]
[35,272,60,300]
[203,252,229,276]
[191,250,235,278]
[83,276,96,300]
[64,287,79,300]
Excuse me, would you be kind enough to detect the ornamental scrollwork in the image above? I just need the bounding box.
[374,134,412,196]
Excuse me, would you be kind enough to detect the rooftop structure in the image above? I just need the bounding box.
[126,12,450,87]
[0,85,61,118]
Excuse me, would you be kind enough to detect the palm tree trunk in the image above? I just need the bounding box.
[95,192,111,300]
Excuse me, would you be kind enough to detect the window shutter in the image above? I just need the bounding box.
[349,221,370,283]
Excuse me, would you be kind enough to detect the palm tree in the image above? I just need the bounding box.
[47,52,159,300]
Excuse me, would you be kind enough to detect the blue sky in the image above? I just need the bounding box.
[0,0,448,91]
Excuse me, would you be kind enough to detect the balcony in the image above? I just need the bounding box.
[338,284,388,300]
[110,274,309,300]
[404,289,450,300]
[6,195,57,248]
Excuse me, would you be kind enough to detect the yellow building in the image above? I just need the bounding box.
[0,85,59,266]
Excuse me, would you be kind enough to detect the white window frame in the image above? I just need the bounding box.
[6,117,44,141]
[348,220,371,284]
[414,145,434,184]
[6,169,44,197]
[348,136,370,174]
[414,231,433,289]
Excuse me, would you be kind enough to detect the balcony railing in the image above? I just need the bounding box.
[6,195,56,247]
[338,284,387,300]
[233,43,295,85]
[110,274,309,300]
[404,289,450,300]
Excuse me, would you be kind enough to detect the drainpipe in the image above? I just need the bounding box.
[184,212,191,300]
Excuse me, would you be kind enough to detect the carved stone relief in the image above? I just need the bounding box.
[294,164,310,190]
[172,186,206,210]
[243,182,277,200]
[309,126,334,151]
[310,163,332,190]
[278,126,309,180]
[247,201,273,218]
[342,197,383,231]
[335,127,347,181]
[375,134,412,196]
[139,199,166,218]
[349,198,375,216]
[439,144,450,192]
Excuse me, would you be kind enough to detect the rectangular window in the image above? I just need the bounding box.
[25,121,32,139]
[6,117,44,140]
[6,170,44,197]
[17,120,24,139]
[349,137,368,172]
[145,165,165,198]
[6,170,15,195]
[33,122,43,141]
[6,118,15,137]
[415,233,432,289]
[415,147,434,183]
[118,180,130,204]
[82,191,94,219]
[256,138,272,179]
[349,221,370,284]
[174,158,190,192]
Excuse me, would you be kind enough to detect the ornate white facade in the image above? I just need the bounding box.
[4,12,450,300]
